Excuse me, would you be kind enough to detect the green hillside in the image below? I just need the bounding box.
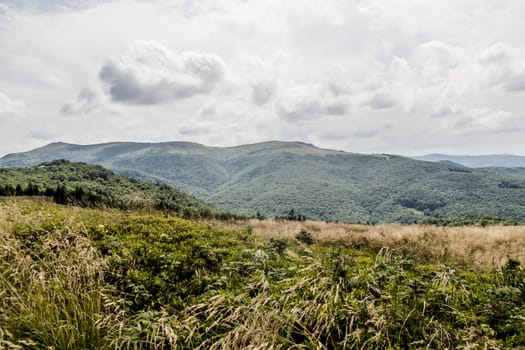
[2,141,525,223]
[479,167,525,179]
[0,159,239,220]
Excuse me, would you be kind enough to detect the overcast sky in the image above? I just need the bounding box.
[1,0,525,156]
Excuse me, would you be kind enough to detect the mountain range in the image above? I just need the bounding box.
[1,141,525,223]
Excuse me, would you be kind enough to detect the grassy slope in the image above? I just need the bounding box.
[0,160,239,219]
[1,199,525,349]
[2,141,525,223]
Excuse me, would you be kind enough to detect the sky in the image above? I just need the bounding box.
[1,0,525,157]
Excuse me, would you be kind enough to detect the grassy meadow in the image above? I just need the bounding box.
[237,219,525,270]
[1,198,525,349]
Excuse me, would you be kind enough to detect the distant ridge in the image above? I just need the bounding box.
[414,154,525,168]
[2,141,525,223]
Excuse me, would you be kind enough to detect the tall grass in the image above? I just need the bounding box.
[224,219,525,269]
[1,199,525,349]
[0,199,176,349]
[0,209,121,348]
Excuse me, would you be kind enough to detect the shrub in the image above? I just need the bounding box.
[295,228,314,245]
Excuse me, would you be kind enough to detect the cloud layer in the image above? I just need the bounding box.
[0,0,524,156]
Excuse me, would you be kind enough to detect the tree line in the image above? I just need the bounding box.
[0,182,110,207]
[0,182,244,221]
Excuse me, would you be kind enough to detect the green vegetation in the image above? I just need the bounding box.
[2,141,525,223]
[1,199,525,349]
[481,167,525,179]
[414,154,525,168]
[418,215,519,227]
[0,160,242,220]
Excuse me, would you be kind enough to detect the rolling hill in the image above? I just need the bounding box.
[0,159,239,219]
[2,141,525,223]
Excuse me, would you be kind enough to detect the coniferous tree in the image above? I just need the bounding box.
[4,184,15,196]
[44,187,55,197]
[34,184,40,196]
[73,186,85,203]
[25,182,40,196]
[53,185,68,205]
[15,184,23,196]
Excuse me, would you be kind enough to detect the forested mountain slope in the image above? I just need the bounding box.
[2,141,525,223]
[0,159,238,219]
[414,154,525,168]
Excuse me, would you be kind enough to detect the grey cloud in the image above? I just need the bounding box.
[179,124,211,136]
[431,104,461,118]
[279,99,348,122]
[278,85,349,122]
[504,74,525,92]
[318,130,350,141]
[60,87,100,116]
[99,41,225,105]
[323,100,347,116]
[252,81,276,105]
[279,101,322,122]
[366,92,396,110]
[59,103,74,116]
[352,128,380,138]
[28,128,58,141]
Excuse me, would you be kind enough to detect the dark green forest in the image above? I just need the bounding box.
[0,160,241,220]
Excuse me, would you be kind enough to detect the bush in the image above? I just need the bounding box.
[295,228,314,245]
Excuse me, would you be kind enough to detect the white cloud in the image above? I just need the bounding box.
[435,107,522,136]
[416,41,462,86]
[0,91,24,120]
[99,41,225,105]
[455,108,521,135]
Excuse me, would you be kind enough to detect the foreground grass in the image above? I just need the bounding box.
[1,199,525,349]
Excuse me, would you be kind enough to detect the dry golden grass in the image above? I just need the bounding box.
[213,219,525,270]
